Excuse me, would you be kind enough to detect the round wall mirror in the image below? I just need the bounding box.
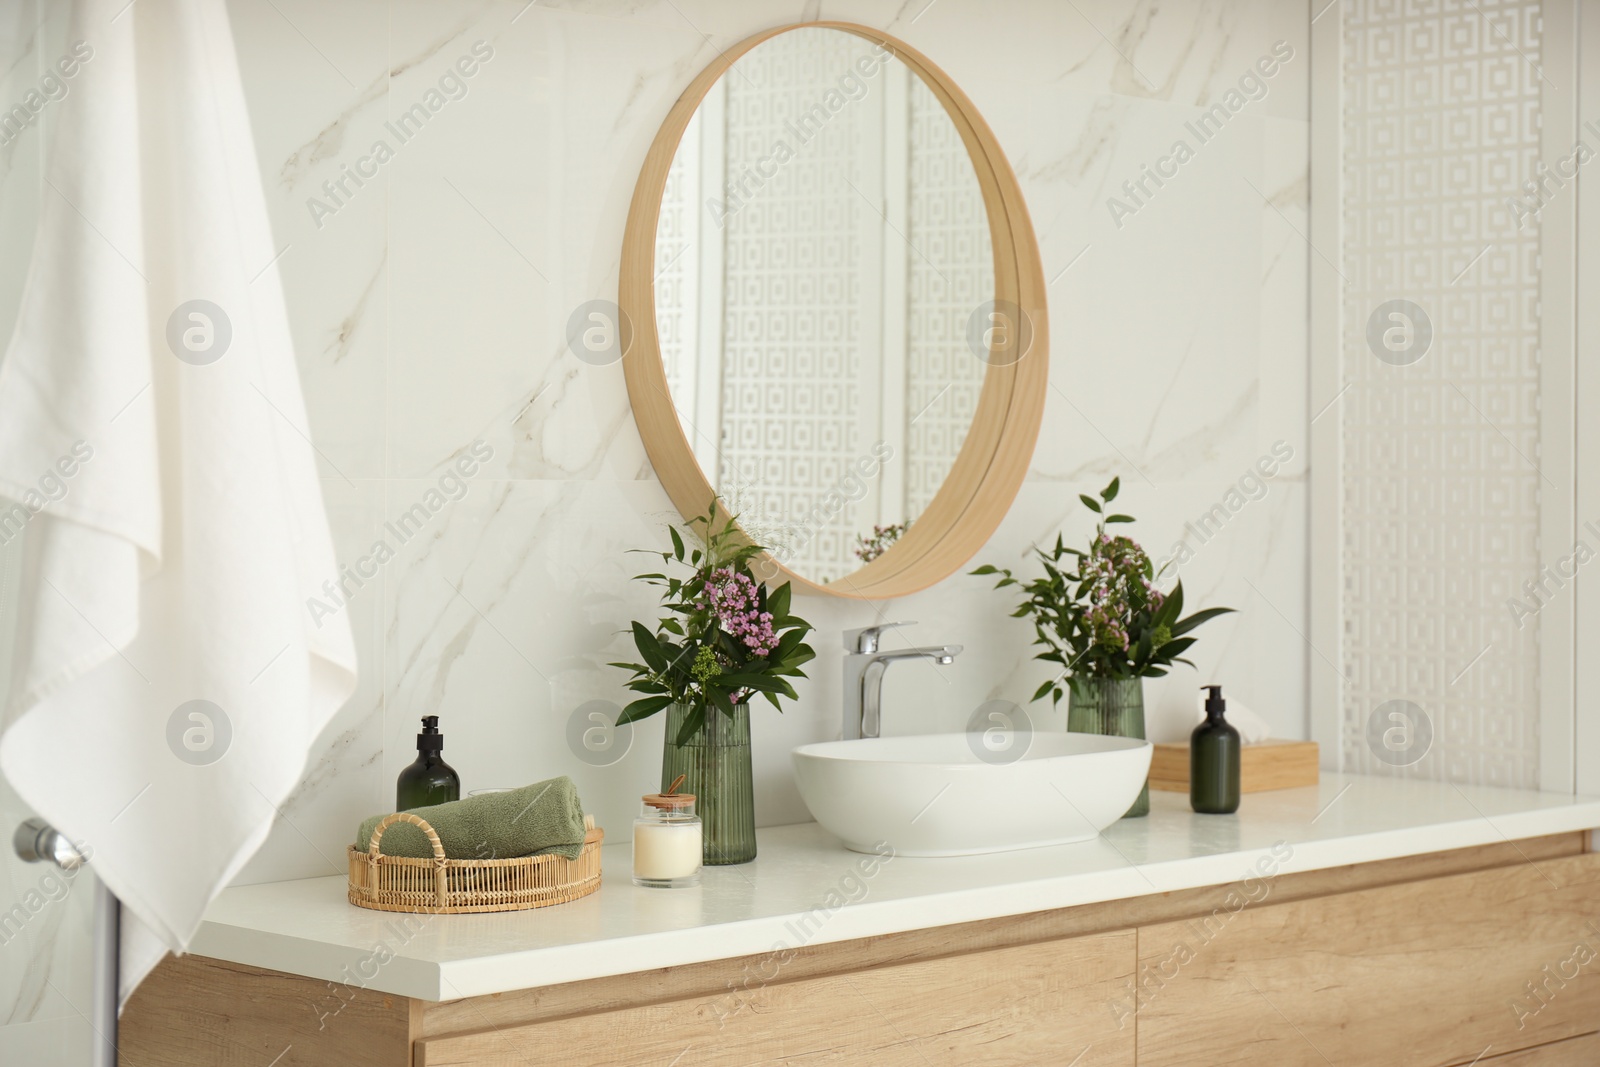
[621,22,1047,598]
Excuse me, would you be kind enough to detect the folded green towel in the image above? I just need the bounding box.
[355,776,587,861]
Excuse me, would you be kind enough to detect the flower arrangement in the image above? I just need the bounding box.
[854,520,911,563]
[972,478,1232,704]
[614,505,816,745]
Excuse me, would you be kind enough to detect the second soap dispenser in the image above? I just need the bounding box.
[396,715,461,811]
[1191,685,1240,814]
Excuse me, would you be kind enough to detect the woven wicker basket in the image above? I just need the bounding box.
[347,811,603,914]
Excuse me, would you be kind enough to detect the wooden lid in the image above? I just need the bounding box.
[644,774,695,810]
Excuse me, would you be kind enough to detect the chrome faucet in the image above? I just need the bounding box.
[843,622,962,740]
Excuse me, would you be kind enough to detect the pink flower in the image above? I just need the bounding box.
[703,567,780,656]
[1082,533,1158,652]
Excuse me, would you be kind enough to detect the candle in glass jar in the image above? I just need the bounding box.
[633,820,701,877]
[632,782,702,888]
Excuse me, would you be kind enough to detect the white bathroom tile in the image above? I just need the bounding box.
[862,0,1309,121]
[1143,474,1310,743]
[980,84,1268,484]
[231,0,392,480]
[1258,0,1311,122]
[382,3,686,481]
[228,0,389,92]
[1260,116,1310,475]
[1237,479,1310,737]
[274,191,389,483]
[521,0,821,40]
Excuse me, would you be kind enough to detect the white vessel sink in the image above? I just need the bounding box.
[791,731,1153,857]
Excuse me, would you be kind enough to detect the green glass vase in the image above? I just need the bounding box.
[1066,676,1149,818]
[661,703,756,864]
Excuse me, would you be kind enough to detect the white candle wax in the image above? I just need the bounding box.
[632,821,702,879]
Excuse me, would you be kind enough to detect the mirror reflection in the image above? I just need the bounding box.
[652,27,995,585]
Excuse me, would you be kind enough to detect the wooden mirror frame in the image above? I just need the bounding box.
[620,21,1047,599]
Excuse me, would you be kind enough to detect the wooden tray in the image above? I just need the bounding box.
[1149,738,1319,794]
[347,811,602,914]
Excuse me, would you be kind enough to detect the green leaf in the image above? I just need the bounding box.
[1158,637,1196,658]
[1105,514,1135,524]
[631,622,668,673]
[785,643,817,666]
[1171,606,1235,638]
[771,628,808,660]
[970,564,999,575]
[720,674,787,693]
[669,525,685,561]
[1079,494,1102,513]
[766,582,792,621]
[617,695,673,725]
[1164,581,1185,624]
[730,673,796,700]
[1031,679,1057,703]
[1101,476,1120,502]
[672,704,708,746]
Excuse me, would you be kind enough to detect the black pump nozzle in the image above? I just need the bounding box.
[417,715,444,751]
[1201,685,1226,719]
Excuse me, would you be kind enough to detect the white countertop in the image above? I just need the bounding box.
[194,772,1600,1002]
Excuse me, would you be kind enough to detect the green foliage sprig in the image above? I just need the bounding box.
[613,505,816,745]
[972,478,1233,704]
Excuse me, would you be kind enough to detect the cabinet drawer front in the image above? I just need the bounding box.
[418,930,1135,1067]
[1135,852,1600,1067]
[1474,1033,1600,1065]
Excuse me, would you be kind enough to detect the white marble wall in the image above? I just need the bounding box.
[224,0,1312,885]
[0,0,1313,897]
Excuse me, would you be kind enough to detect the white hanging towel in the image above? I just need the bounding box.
[0,0,356,1006]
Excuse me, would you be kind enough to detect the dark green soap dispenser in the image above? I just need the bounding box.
[396,715,460,811]
[1190,686,1240,814]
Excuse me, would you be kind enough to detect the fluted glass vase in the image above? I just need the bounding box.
[1066,676,1149,818]
[661,703,756,864]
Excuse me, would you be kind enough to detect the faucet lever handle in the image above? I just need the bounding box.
[844,621,916,653]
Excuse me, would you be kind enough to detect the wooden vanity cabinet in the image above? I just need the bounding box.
[122,833,1600,1066]
[1136,845,1600,1066]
